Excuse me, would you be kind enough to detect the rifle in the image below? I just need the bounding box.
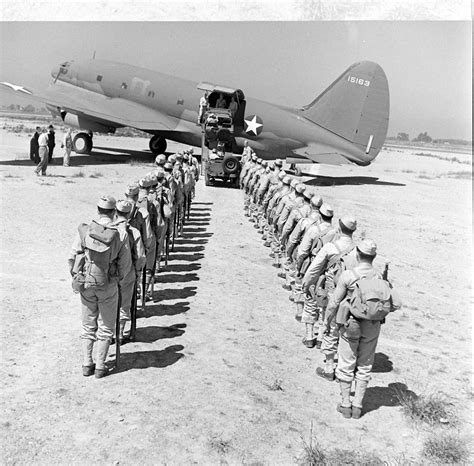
[141,268,146,310]
[130,279,138,341]
[381,262,391,323]
[115,284,122,368]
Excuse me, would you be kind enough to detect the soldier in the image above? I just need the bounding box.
[155,154,166,168]
[68,195,131,378]
[152,168,171,271]
[302,215,357,361]
[278,187,312,290]
[240,151,254,189]
[113,200,146,343]
[241,140,252,165]
[286,194,322,261]
[278,183,307,244]
[330,239,401,419]
[137,176,157,300]
[163,162,178,237]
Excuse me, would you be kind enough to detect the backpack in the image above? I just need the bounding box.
[325,243,356,292]
[349,270,393,321]
[78,221,119,288]
[310,224,335,257]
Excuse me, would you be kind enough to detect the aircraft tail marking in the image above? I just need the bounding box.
[301,61,389,159]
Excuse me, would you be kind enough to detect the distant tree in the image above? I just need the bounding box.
[7,104,16,110]
[24,104,35,113]
[413,131,432,143]
[397,132,409,141]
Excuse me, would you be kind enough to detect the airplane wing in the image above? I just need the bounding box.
[0,81,178,132]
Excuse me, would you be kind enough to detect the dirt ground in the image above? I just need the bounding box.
[0,123,472,464]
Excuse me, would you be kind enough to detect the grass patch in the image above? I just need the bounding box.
[71,170,85,178]
[415,152,471,165]
[297,435,385,465]
[267,379,284,391]
[89,171,104,178]
[442,171,472,179]
[208,435,231,455]
[395,389,457,426]
[423,431,469,464]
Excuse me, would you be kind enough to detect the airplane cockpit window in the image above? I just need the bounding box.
[148,90,155,98]
[121,82,128,89]
[59,61,71,75]
[96,75,103,82]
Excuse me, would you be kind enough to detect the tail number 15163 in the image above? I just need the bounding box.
[347,76,370,87]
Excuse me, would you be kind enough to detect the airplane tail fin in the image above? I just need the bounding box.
[301,61,389,159]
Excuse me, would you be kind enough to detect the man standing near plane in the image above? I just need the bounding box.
[198,91,208,125]
[34,127,49,176]
[47,124,56,163]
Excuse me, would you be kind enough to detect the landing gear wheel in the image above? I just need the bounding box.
[290,163,302,177]
[149,135,167,155]
[73,132,93,154]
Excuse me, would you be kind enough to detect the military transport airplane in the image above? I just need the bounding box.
[0,59,389,167]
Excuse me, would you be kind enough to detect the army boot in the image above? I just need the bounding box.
[316,354,335,381]
[352,379,369,419]
[337,381,353,418]
[302,324,316,348]
[95,340,110,379]
[82,339,95,376]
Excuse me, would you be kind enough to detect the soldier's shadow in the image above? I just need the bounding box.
[362,382,418,416]
[112,344,185,373]
[372,352,393,373]
[155,272,199,283]
[140,301,190,318]
[166,263,201,273]
[171,245,205,253]
[134,323,186,343]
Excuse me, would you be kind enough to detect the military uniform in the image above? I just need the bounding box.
[68,195,131,378]
[331,239,401,419]
[114,200,146,342]
[302,215,357,360]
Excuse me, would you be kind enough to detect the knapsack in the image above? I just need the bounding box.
[349,270,393,321]
[310,224,335,257]
[78,221,119,288]
[325,243,356,292]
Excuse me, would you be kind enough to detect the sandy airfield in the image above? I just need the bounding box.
[0,120,472,464]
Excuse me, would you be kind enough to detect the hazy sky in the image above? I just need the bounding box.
[0,21,471,140]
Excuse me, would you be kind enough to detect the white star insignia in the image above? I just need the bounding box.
[244,115,263,135]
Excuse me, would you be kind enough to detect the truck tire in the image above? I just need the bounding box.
[222,154,240,175]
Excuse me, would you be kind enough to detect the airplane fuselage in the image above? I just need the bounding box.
[49,59,377,165]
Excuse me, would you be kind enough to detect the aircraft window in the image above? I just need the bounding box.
[96,75,103,82]
[121,82,128,89]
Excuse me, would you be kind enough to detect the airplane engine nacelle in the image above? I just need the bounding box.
[61,112,115,134]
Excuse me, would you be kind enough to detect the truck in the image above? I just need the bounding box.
[198,84,244,187]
